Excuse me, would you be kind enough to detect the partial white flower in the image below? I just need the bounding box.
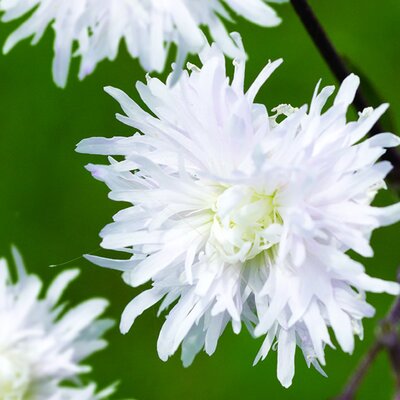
[0,247,115,399]
[0,0,286,87]
[77,38,400,387]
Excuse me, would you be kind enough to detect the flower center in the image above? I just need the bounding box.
[0,348,31,399]
[208,185,282,263]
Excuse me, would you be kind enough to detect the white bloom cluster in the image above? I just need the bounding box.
[77,40,400,387]
[0,0,286,87]
[0,248,115,399]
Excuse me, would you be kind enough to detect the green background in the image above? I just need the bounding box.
[1,0,400,399]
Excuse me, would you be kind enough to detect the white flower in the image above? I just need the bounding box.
[77,38,400,387]
[0,247,115,399]
[0,0,286,88]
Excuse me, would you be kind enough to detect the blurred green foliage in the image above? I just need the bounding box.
[0,0,400,399]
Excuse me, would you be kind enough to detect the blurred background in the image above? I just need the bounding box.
[0,0,400,398]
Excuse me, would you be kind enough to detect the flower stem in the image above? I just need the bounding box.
[384,295,400,394]
[290,0,400,179]
[336,272,400,399]
[335,342,383,400]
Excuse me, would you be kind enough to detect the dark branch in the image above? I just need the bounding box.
[335,270,400,399]
[290,0,400,181]
[383,294,400,393]
[335,342,383,400]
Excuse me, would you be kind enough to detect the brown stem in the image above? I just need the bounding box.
[335,342,383,400]
[383,295,400,394]
[388,342,400,391]
[335,271,400,399]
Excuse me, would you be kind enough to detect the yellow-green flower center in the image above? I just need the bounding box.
[208,185,282,263]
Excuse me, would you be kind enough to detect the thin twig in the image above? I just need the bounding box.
[388,340,400,397]
[335,342,383,400]
[383,294,400,395]
[388,292,400,325]
[290,0,400,181]
[335,273,400,399]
